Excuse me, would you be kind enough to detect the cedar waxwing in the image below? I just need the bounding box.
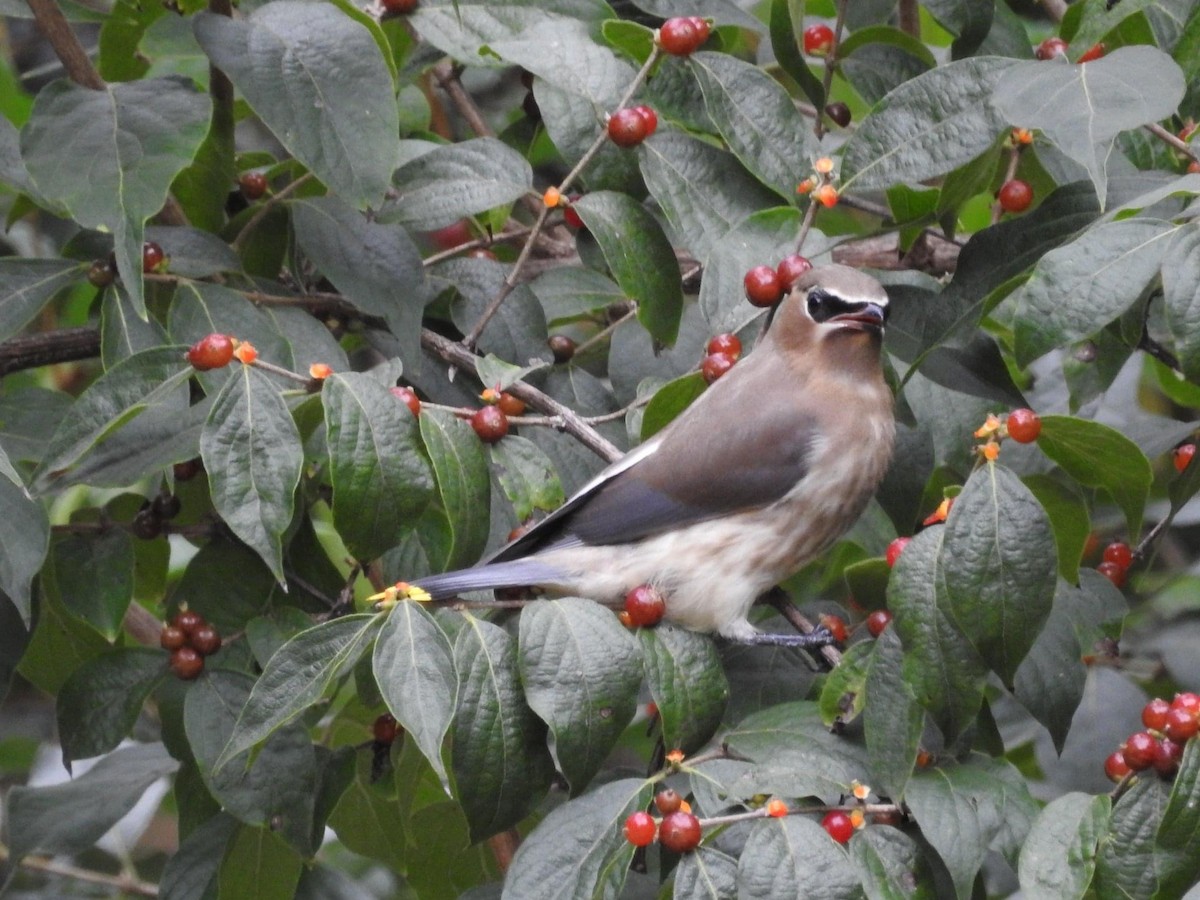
[405,265,894,645]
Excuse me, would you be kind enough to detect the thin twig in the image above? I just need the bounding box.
[1145,122,1198,163]
[571,306,637,359]
[231,174,313,253]
[421,226,533,267]
[0,848,158,897]
[898,0,920,37]
[814,0,849,139]
[25,0,104,89]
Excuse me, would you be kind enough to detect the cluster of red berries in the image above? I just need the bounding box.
[701,332,741,384]
[815,608,892,644]
[161,608,222,680]
[468,388,525,444]
[743,254,814,308]
[1035,36,1104,62]
[1096,540,1133,589]
[1105,693,1199,782]
[607,106,658,148]
[619,584,666,628]
[656,16,710,56]
[623,789,702,852]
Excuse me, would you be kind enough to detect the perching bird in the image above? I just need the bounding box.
[408,264,894,645]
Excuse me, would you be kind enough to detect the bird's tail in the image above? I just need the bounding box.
[412,559,567,600]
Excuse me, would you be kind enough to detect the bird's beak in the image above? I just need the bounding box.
[829,301,887,331]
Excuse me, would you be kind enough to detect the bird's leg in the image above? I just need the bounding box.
[726,627,836,648]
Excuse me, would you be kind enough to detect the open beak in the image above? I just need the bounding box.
[830,301,887,331]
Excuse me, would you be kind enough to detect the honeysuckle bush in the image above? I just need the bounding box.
[3,0,1200,896]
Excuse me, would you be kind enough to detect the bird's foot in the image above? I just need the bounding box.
[725,626,835,648]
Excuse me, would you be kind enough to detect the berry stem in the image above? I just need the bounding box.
[813,0,850,140]
[244,355,314,385]
[1145,122,1200,166]
[420,225,534,267]
[990,144,1024,224]
[231,173,314,253]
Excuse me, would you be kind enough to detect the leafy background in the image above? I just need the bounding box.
[2,0,1200,897]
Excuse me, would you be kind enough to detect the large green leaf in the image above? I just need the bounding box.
[20,78,211,316]
[193,2,398,208]
[1017,792,1110,900]
[768,0,825,109]
[1156,738,1200,896]
[992,47,1186,207]
[490,435,565,521]
[49,529,135,640]
[864,628,923,800]
[416,409,491,571]
[56,648,167,767]
[573,191,684,345]
[0,475,48,623]
[323,371,434,562]
[1094,777,1173,898]
[200,364,304,582]
[639,624,728,755]
[1161,221,1200,382]
[737,817,860,898]
[0,258,84,342]
[517,598,642,794]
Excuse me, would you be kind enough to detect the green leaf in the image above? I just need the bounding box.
[818,639,873,726]
[0,475,48,623]
[217,824,303,900]
[673,846,739,900]
[1156,738,1200,896]
[841,57,1016,192]
[323,371,434,562]
[1024,474,1090,583]
[49,529,134,640]
[193,3,398,208]
[769,0,825,108]
[905,755,1038,899]
[865,628,923,800]
[1036,415,1153,540]
[490,435,565,521]
[889,526,987,744]
[418,409,492,571]
[852,826,939,900]
[737,817,860,898]
[1017,792,1110,900]
[101,284,168,367]
[372,600,458,792]
[383,138,533,229]
[688,51,814,199]
[214,614,383,770]
[923,0,993,56]
[992,47,1186,207]
[56,648,167,767]
[20,78,210,316]
[1161,221,1200,383]
[326,751,408,870]
[641,372,706,440]
[518,598,642,794]
[201,364,304,582]
[186,669,318,854]
[941,464,1057,687]
[7,742,178,862]
[0,258,83,342]
[573,190,684,345]
[32,345,192,492]
[502,777,652,900]
[639,624,728,755]
[159,813,237,900]
[1094,777,1173,898]
[1012,219,1176,367]
[451,615,555,842]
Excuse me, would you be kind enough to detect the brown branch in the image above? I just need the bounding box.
[1145,121,1198,163]
[432,61,495,139]
[898,0,920,38]
[0,847,158,897]
[0,326,100,376]
[25,0,104,90]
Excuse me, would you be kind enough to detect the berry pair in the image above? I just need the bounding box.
[701,333,741,384]
[1097,540,1133,589]
[656,17,710,57]
[743,255,814,308]
[624,789,701,853]
[162,608,222,680]
[608,106,658,148]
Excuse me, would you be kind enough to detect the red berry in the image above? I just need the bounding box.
[239,171,267,200]
[381,0,418,13]
[1077,42,1105,62]
[1154,738,1184,776]
[997,179,1033,213]
[819,614,847,643]
[824,102,851,128]
[658,811,702,853]
[1171,692,1200,716]
[152,492,181,520]
[1122,731,1157,771]
[170,646,204,680]
[87,258,116,288]
[563,197,585,230]
[1164,707,1199,741]
[1035,36,1068,60]
[1104,750,1130,782]
[548,334,576,363]
[866,609,893,637]
[1006,408,1041,443]
[373,713,398,745]
[701,352,736,384]
[776,254,813,290]
[429,220,472,251]
[821,810,854,844]
[190,625,222,657]
[885,537,910,568]
[654,788,683,815]
[1097,561,1126,588]
[623,811,656,847]
[1103,541,1133,571]
[160,625,186,651]
[706,333,742,358]
[471,406,509,444]
[497,392,526,417]
[131,507,163,540]
[633,105,658,137]
[803,23,835,56]
[624,584,666,627]
[173,609,204,636]
[186,333,235,371]
[173,458,203,481]
[1143,697,1171,732]
[142,240,166,274]
[658,16,709,56]
[390,386,421,417]
[743,265,784,308]
[608,108,650,148]
[1174,443,1196,473]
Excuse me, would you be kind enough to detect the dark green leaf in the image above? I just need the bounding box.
[1094,777,1172,898]
[573,191,684,345]
[372,600,458,792]
[159,813,237,900]
[0,475,48,623]
[100,284,168,367]
[200,364,304,582]
[0,258,83,342]
[326,752,408,870]
[417,408,492,571]
[490,435,565,521]
[452,615,554,841]
[818,639,873,726]
[1156,738,1200,896]
[1161,220,1200,382]
[1024,474,1090,583]
[194,3,398,208]
[923,0,993,56]
[171,538,278,635]
[1017,792,1110,900]
[437,258,549,364]
[50,529,134,639]
[865,628,923,800]
[639,623,728,755]
[20,78,210,315]
[641,372,706,440]
[323,371,434,561]
[941,464,1057,686]
[673,845,739,900]
[852,826,938,900]
[0,591,30,704]
[216,824,303,900]
[736,817,860,898]
[7,742,178,861]
[56,648,166,767]
[518,598,642,794]
[214,614,383,769]
[769,0,824,108]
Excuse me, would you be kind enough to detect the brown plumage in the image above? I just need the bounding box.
[413,265,895,644]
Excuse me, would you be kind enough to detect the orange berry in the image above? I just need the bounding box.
[813,184,839,208]
[766,799,787,818]
[543,186,562,208]
[309,363,333,379]
[233,341,258,365]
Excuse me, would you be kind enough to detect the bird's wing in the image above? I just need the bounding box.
[492,356,819,559]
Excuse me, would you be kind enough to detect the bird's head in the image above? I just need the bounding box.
[765,264,889,376]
